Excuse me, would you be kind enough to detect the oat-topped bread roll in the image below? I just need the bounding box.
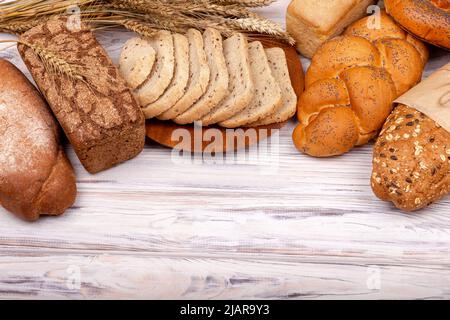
[18,18,145,174]
[293,12,428,157]
[385,0,450,49]
[287,0,376,58]
[0,60,76,221]
[372,105,449,212]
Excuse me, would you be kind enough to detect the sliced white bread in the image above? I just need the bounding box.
[142,33,190,119]
[200,33,254,126]
[119,37,156,90]
[249,48,297,126]
[134,30,175,106]
[174,28,229,125]
[219,41,282,128]
[158,29,210,120]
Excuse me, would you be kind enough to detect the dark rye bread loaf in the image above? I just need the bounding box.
[0,59,76,221]
[372,104,450,212]
[18,18,145,174]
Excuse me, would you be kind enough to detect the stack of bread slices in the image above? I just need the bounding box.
[119,28,297,128]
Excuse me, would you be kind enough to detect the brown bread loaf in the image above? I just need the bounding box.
[0,59,76,221]
[372,104,449,212]
[18,18,145,174]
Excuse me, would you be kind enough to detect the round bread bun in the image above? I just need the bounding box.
[385,0,450,49]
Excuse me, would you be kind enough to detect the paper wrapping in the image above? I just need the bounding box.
[395,62,450,133]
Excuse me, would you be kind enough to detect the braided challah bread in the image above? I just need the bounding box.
[293,12,429,157]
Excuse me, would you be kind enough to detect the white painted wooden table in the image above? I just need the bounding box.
[0,0,449,300]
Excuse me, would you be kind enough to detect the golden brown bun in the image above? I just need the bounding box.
[385,0,450,49]
[293,12,428,157]
[372,104,449,212]
[0,59,77,221]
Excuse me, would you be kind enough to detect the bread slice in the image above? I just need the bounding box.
[134,30,175,106]
[219,41,282,128]
[119,37,156,90]
[249,48,297,126]
[158,29,210,120]
[142,33,190,119]
[200,33,254,126]
[174,28,229,124]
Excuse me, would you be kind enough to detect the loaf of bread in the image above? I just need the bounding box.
[293,12,428,157]
[18,18,146,174]
[286,0,376,58]
[385,0,450,49]
[0,59,76,221]
[372,104,449,211]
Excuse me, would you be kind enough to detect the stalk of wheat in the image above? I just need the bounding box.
[0,39,86,83]
[0,0,294,44]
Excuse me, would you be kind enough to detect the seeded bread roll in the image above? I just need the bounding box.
[19,18,145,174]
[385,0,450,49]
[372,104,450,212]
[0,59,77,221]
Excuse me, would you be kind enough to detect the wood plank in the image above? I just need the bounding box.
[0,252,449,299]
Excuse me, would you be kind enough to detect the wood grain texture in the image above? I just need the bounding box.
[0,0,449,300]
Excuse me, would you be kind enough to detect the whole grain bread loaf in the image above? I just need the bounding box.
[0,59,76,221]
[18,18,145,174]
[372,104,450,212]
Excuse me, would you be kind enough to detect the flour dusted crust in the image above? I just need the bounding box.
[134,30,175,106]
[372,104,450,212]
[19,17,145,174]
[142,33,190,119]
[119,37,156,90]
[200,33,254,126]
[174,28,229,125]
[219,41,282,128]
[0,59,76,221]
[158,29,210,120]
[250,48,297,126]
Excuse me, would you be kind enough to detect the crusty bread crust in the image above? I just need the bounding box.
[174,28,229,125]
[134,30,175,106]
[249,48,297,126]
[0,59,76,221]
[372,104,450,212]
[287,0,376,58]
[385,0,450,49]
[142,33,190,119]
[19,18,146,174]
[158,29,210,120]
[201,33,254,126]
[293,12,428,157]
[219,41,282,128]
[119,37,156,90]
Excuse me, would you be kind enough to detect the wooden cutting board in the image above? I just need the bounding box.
[146,39,304,153]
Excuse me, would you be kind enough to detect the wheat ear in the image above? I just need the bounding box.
[0,40,86,82]
[209,0,276,7]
